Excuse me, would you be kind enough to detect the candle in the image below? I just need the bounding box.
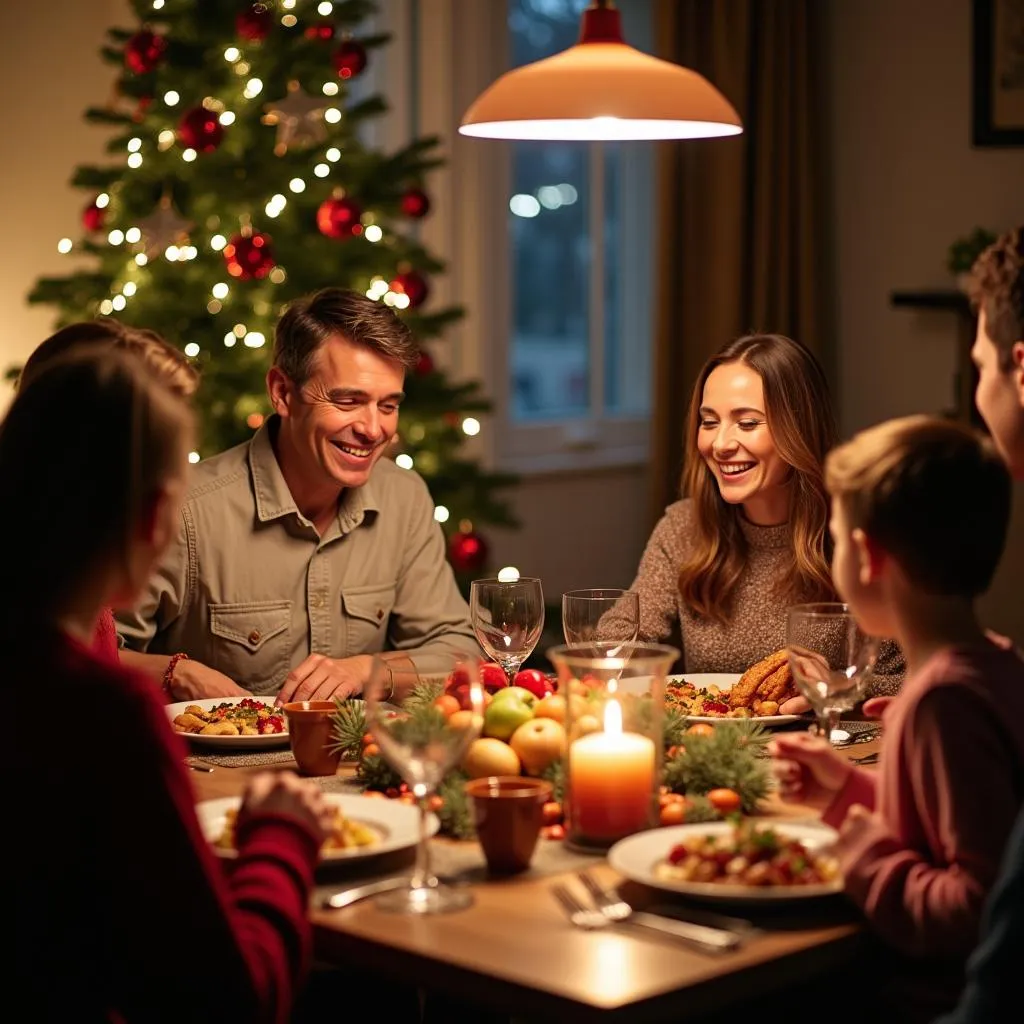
[569,699,655,841]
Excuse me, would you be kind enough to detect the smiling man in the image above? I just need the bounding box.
[117,288,480,703]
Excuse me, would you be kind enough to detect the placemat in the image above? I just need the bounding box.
[186,749,299,768]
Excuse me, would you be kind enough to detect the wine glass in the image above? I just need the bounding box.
[786,603,879,743]
[363,653,484,914]
[469,577,545,685]
[562,589,640,648]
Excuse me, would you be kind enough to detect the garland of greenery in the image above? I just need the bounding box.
[329,689,773,840]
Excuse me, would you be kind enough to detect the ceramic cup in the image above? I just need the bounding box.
[282,700,342,776]
[464,775,552,874]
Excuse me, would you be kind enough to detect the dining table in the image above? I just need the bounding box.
[188,728,882,1023]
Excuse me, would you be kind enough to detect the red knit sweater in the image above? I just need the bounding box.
[823,642,1024,1021]
[15,630,321,1023]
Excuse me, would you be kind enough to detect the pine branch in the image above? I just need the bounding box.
[328,698,367,759]
[541,758,565,805]
[436,770,475,839]
[662,721,772,813]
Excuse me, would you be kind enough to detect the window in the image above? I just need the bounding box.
[392,0,656,473]
[503,0,655,470]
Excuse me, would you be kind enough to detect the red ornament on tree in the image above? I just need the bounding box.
[305,21,335,41]
[448,530,489,574]
[82,199,106,233]
[177,106,225,152]
[236,3,272,41]
[390,269,430,309]
[400,187,431,219]
[316,196,362,239]
[132,95,153,123]
[124,30,166,75]
[332,39,368,79]
[415,349,434,375]
[223,230,275,280]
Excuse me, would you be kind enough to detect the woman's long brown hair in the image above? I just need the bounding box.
[677,334,837,623]
[0,348,192,633]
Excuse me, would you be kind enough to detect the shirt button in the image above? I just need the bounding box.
[310,594,323,609]
[248,629,261,644]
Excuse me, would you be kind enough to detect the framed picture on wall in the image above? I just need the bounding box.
[972,0,1024,146]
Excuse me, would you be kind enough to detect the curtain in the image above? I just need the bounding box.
[649,0,829,522]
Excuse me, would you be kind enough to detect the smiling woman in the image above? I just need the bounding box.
[603,333,903,697]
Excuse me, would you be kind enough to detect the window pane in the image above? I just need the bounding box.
[508,0,590,422]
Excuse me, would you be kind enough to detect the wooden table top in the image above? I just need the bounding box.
[190,735,881,1022]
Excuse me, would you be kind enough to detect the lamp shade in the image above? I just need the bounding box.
[459,4,742,142]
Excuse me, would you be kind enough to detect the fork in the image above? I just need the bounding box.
[552,877,743,953]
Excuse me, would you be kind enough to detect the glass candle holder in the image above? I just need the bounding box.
[547,642,679,851]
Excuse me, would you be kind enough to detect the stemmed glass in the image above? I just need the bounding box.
[363,653,484,914]
[562,588,640,648]
[786,603,879,743]
[469,577,545,685]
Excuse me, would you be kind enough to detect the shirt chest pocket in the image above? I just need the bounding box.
[340,585,395,657]
[208,600,292,693]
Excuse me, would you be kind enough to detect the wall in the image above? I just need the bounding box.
[827,0,1024,640]
[0,0,130,402]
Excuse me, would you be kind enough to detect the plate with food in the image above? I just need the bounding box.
[667,650,805,726]
[196,792,438,862]
[609,819,842,903]
[167,696,289,749]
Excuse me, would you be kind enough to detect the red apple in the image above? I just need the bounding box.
[480,662,509,693]
[513,668,555,700]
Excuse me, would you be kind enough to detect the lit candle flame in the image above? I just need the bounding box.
[603,698,622,737]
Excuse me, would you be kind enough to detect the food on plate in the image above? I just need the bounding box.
[172,698,286,736]
[666,650,798,719]
[731,649,796,709]
[654,820,839,887]
[214,804,379,854]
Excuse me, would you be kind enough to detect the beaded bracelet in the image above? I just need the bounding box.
[162,652,190,701]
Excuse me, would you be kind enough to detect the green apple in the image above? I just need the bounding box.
[488,686,537,707]
[482,689,536,740]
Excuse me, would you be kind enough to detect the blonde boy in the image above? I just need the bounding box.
[771,416,1024,1023]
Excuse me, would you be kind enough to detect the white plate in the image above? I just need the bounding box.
[166,696,290,749]
[668,673,803,727]
[609,820,842,903]
[196,792,438,862]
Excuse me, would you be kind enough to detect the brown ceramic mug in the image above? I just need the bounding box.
[282,700,342,777]
[464,776,552,875]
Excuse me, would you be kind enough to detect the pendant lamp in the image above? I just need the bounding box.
[459,0,743,142]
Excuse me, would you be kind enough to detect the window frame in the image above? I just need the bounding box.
[402,0,655,475]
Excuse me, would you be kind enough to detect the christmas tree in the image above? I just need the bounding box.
[18,0,518,586]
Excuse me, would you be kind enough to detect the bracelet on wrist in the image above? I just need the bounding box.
[162,652,190,701]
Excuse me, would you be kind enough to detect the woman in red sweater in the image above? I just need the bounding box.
[7,348,333,1023]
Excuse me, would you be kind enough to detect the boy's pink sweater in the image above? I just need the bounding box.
[823,642,1024,1015]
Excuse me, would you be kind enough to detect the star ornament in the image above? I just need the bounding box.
[136,199,194,257]
[262,82,328,154]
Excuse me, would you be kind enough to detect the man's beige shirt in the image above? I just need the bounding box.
[117,419,480,695]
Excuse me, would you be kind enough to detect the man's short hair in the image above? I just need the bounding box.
[968,226,1024,370]
[273,288,418,384]
[825,415,1011,597]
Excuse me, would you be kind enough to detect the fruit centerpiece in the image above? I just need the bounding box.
[330,664,772,840]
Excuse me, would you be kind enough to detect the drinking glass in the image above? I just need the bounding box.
[469,577,545,685]
[786,603,879,742]
[363,654,484,914]
[562,589,640,648]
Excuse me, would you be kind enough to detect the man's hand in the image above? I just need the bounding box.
[276,653,373,705]
[768,730,852,811]
[173,658,251,701]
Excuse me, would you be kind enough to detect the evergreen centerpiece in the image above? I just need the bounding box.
[16,0,517,584]
[331,682,774,841]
